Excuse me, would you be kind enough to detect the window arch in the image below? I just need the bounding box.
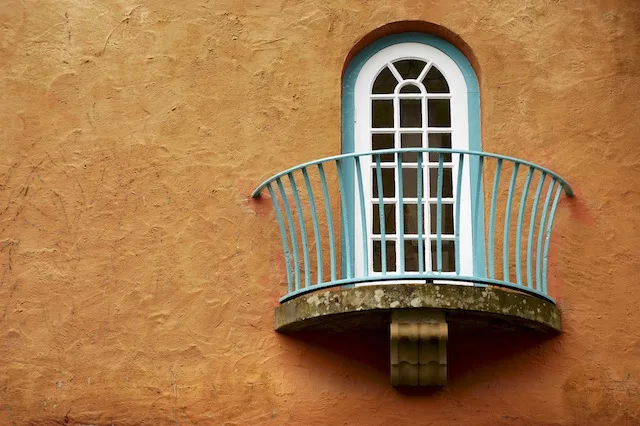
[342,33,485,279]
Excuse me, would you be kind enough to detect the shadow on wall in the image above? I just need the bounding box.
[278,328,555,393]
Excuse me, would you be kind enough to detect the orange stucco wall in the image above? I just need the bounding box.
[1,0,640,424]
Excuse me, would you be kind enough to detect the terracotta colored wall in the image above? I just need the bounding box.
[1,0,639,424]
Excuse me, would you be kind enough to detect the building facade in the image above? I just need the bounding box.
[1,0,640,424]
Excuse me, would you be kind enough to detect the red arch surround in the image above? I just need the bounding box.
[342,21,481,82]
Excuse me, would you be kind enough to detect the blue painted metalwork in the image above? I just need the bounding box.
[301,168,322,285]
[266,183,292,293]
[516,167,534,286]
[253,148,573,304]
[527,172,546,289]
[454,153,464,275]
[336,159,352,279]
[542,185,563,294]
[375,155,387,274]
[503,163,520,281]
[288,172,310,289]
[339,157,356,283]
[252,149,573,198]
[436,154,444,272]
[536,179,557,290]
[354,157,368,277]
[276,177,300,291]
[397,154,405,273]
[488,158,502,278]
[474,156,486,279]
[317,164,337,282]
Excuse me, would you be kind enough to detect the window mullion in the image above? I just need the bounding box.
[417,61,432,82]
[424,93,434,272]
[420,93,428,273]
[388,62,403,84]
[393,88,402,273]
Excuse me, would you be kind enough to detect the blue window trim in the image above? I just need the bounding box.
[340,32,486,279]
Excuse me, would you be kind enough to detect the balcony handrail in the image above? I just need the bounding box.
[252,148,574,304]
[252,148,574,198]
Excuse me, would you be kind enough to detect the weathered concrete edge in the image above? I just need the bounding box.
[275,284,561,333]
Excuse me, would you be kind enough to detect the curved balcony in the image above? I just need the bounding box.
[253,148,573,385]
[253,148,573,302]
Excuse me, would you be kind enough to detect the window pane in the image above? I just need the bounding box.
[428,133,452,162]
[429,203,455,234]
[373,240,396,272]
[429,167,453,198]
[401,167,418,198]
[393,59,427,80]
[372,167,395,198]
[400,84,421,94]
[401,133,422,162]
[404,240,420,272]
[372,133,395,162]
[431,240,456,272]
[373,203,396,235]
[400,99,422,128]
[372,99,394,128]
[372,66,397,94]
[423,66,449,93]
[428,99,451,127]
[403,204,422,234]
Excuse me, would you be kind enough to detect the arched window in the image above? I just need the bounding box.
[343,34,483,279]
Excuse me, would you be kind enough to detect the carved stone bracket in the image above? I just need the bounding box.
[390,310,448,386]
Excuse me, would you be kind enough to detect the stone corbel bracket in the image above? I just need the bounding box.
[391,311,448,386]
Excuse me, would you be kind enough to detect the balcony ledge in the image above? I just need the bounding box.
[275,283,561,334]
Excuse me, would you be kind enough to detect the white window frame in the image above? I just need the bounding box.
[353,42,474,279]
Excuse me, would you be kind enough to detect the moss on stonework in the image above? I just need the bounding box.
[275,284,561,333]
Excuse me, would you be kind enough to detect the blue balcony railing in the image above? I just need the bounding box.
[252,149,573,304]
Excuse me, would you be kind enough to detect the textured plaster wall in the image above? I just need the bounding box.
[1,0,640,424]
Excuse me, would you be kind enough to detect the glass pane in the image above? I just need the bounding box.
[400,84,421,94]
[428,133,452,162]
[429,203,455,234]
[372,167,395,198]
[423,66,449,93]
[372,99,394,128]
[429,168,453,198]
[400,99,422,128]
[401,133,422,162]
[372,133,395,162]
[373,203,396,235]
[403,204,422,234]
[372,66,397,94]
[430,240,456,272]
[393,59,426,79]
[428,99,451,127]
[404,240,420,272]
[373,240,396,272]
[401,167,418,198]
